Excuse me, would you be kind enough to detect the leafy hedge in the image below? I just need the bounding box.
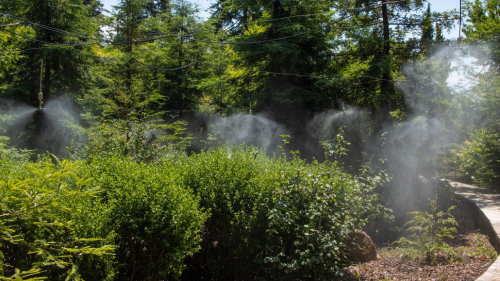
[0,143,388,280]
[78,154,208,280]
[0,155,114,280]
[453,129,500,188]
[179,145,388,280]
[179,146,277,279]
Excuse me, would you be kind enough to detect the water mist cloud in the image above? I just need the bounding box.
[202,112,287,153]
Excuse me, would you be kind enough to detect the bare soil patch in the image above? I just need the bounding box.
[342,233,496,280]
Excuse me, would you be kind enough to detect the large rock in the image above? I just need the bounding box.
[348,230,377,263]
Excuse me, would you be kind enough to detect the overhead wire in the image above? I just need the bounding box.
[0,28,101,46]
[0,0,410,47]
[0,27,402,82]
[213,0,410,27]
[0,0,433,83]
[453,64,489,90]
[14,32,390,83]
[188,23,335,45]
[115,43,399,83]
[0,15,339,46]
[0,22,21,27]
[0,12,196,47]
[114,45,199,70]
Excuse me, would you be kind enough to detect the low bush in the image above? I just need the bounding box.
[264,162,386,280]
[453,129,500,188]
[79,154,208,280]
[0,155,114,280]
[394,197,458,263]
[0,137,389,280]
[80,116,191,163]
[179,145,277,279]
[179,145,389,280]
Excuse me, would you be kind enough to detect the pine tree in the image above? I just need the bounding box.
[0,0,102,103]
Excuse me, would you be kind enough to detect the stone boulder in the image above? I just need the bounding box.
[347,230,377,263]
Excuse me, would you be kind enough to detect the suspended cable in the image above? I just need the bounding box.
[215,0,410,27]
[453,64,488,90]
[0,1,422,83]
[0,27,100,46]
[1,27,402,84]
[0,22,20,27]
[112,42,400,84]
[114,45,200,71]
[0,1,420,48]
[2,10,333,47]
[188,13,360,45]
[0,12,103,41]
[0,5,379,47]
[190,25,332,45]
[0,12,195,47]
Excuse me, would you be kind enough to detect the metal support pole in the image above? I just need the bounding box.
[38,58,43,111]
[458,0,462,48]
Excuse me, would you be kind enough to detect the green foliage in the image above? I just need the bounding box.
[395,197,458,263]
[179,144,389,279]
[179,145,277,279]
[0,154,114,280]
[321,127,351,161]
[467,233,498,261]
[387,232,498,264]
[79,154,208,280]
[0,137,32,162]
[0,31,21,77]
[0,132,390,280]
[264,162,386,279]
[81,115,190,163]
[464,0,500,66]
[0,0,477,278]
[454,129,500,187]
[0,0,103,102]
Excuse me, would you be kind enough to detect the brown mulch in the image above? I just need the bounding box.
[342,233,497,281]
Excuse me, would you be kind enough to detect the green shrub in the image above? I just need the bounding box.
[79,154,207,280]
[0,139,389,280]
[179,145,277,279]
[263,159,389,280]
[178,145,389,280]
[0,155,114,280]
[80,115,191,163]
[454,129,500,187]
[395,197,458,263]
[467,233,498,261]
[0,136,32,162]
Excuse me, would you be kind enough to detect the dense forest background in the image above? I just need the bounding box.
[1,0,463,156]
[1,0,500,280]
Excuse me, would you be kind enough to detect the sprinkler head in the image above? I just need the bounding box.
[37,92,43,111]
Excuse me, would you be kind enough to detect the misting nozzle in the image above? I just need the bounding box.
[38,92,44,111]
